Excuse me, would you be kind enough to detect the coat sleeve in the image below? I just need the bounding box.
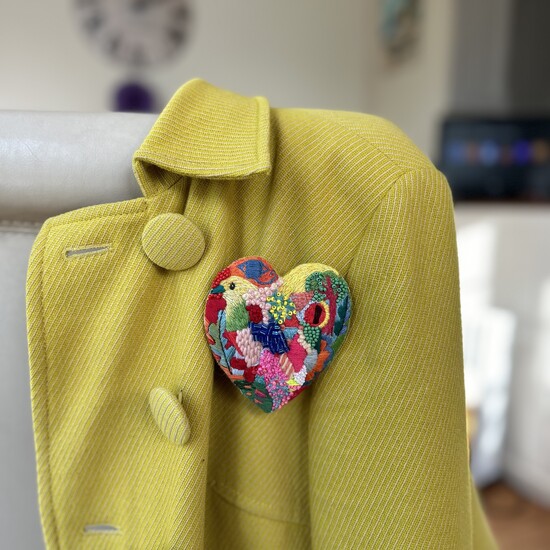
[307,167,497,549]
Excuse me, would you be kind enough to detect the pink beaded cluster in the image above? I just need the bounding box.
[256,348,292,410]
[242,279,283,323]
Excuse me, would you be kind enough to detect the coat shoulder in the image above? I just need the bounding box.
[271,107,440,213]
[272,106,435,176]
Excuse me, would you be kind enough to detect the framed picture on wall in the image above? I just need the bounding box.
[379,0,422,63]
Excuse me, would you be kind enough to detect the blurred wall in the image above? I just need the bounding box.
[0,0,466,162]
[365,0,457,160]
[450,0,513,114]
[509,0,550,114]
[0,0,371,113]
[450,0,550,116]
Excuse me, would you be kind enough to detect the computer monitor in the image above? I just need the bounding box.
[438,116,550,201]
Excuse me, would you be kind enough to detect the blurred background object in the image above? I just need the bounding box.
[74,0,192,70]
[1,0,550,548]
[73,0,193,112]
[439,117,550,202]
[379,0,422,64]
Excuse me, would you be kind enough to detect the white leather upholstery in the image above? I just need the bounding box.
[0,111,155,549]
[0,111,156,221]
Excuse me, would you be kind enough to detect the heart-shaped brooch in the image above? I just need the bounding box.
[204,256,352,412]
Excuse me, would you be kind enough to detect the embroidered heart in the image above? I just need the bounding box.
[204,256,352,413]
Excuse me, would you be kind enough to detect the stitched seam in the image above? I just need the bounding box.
[315,111,434,176]
[151,173,185,193]
[255,96,263,165]
[41,170,179,230]
[134,152,187,197]
[42,206,148,230]
[135,150,266,171]
[38,223,61,548]
[209,480,309,527]
[344,167,430,279]
[210,478,307,524]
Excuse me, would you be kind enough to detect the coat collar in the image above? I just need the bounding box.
[132,77,272,198]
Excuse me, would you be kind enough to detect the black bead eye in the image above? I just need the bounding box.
[229,282,236,290]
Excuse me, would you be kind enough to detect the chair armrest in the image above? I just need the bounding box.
[0,111,157,223]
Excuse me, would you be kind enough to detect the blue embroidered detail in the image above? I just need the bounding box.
[236,259,278,284]
[249,321,290,354]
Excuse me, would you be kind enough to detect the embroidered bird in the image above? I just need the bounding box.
[209,275,258,331]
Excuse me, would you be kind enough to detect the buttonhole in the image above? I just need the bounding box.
[65,244,111,258]
[83,524,121,535]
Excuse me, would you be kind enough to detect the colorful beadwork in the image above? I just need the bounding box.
[204,256,352,413]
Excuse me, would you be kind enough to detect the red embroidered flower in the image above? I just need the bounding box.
[243,366,258,382]
[246,304,263,323]
[230,357,248,371]
[205,295,227,324]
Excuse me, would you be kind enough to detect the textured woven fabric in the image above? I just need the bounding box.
[26,77,497,549]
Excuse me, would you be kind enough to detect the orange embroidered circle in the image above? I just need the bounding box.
[304,301,330,328]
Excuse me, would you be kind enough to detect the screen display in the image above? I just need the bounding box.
[438,117,550,201]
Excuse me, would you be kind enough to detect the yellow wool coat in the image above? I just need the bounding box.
[26,77,497,549]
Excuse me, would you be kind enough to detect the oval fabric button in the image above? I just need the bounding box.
[142,213,205,271]
[149,387,191,445]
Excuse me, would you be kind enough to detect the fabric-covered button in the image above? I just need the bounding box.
[148,387,191,445]
[142,213,205,271]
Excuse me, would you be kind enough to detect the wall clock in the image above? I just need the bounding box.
[73,0,192,68]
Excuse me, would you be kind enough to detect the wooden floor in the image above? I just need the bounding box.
[481,482,550,549]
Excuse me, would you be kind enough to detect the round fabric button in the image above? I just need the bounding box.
[148,387,191,445]
[141,213,205,271]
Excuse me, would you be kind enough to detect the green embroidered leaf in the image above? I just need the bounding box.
[225,300,250,332]
[208,321,227,367]
[334,295,349,335]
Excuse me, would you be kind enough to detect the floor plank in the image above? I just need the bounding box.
[481,482,550,550]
